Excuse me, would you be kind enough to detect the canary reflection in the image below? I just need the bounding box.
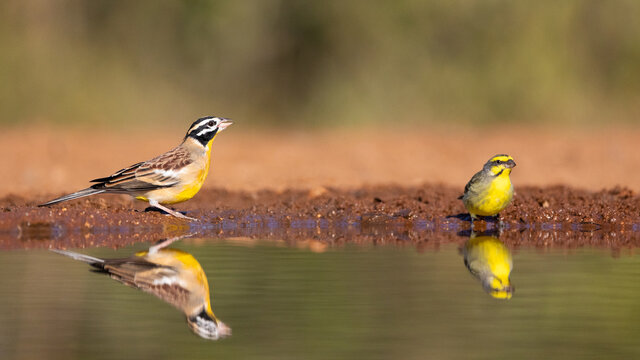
[462,233,514,299]
[51,237,230,340]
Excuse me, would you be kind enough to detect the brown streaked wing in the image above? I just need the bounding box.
[130,146,194,188]
[139,146,194,172]
[101,257,168,287]
[101,178,176,192]
[130,267,194,311]
[89,146,193,191]
[90,162,145,184]
[136,282,192,312]
[88,160,167,191]
[103,260,193,310]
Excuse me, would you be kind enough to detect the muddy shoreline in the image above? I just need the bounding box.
[1,185,639,250]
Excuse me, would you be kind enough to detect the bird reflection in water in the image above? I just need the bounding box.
[51,236,231,340]
[462,232,514,299]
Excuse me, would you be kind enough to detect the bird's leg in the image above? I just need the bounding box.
[149,234,193,253]
[496,214,506,231]
[149,199,197,221]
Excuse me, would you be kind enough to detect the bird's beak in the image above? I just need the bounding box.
[490,287,514,299]
[506,159,516,168]
[218,119,233,132]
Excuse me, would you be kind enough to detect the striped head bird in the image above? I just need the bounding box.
[51,237,231,340]
[462,233,514,299]
[39,116,232,220]
[460,154,516,223]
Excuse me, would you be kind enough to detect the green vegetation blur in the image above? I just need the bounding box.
[1,0,639,128]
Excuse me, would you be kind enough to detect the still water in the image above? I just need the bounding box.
[1,236,640,360]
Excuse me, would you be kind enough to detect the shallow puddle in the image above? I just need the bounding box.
[4,215,640,251]
[1,235,640,359]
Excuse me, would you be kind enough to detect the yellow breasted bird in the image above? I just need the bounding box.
[462,233,514,299]
[51,237,231,340]
[460,154,516,223]
[39,116,232,220]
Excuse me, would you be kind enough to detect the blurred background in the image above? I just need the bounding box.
[2,0,640,129]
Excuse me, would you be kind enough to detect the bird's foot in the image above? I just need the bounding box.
[149,234,194,253]
[497,215,506,232]
[148,200,198,221]
[165,210,198,221]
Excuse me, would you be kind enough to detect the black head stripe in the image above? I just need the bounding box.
[187,117,216,135]
[485,154,512,169]
[184,116,221,145]
[189,308,218,326]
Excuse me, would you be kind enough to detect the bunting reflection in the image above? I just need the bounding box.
[462,233,514,299]
[51,236,231,340]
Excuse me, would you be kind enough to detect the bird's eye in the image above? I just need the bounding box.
[208,120,215,127]
[495,160,502,164]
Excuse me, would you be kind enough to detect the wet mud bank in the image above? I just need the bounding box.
[1,185,639,250]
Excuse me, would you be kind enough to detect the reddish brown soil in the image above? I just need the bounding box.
[2,125,639,250]
[2,185,639,250]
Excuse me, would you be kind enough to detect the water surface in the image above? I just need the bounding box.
[1,238,639,359]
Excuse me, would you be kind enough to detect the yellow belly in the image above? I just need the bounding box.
[465,174,513,217]
[135,169,207,205]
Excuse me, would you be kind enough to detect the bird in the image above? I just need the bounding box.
[51,236,231,340]
[39,116,232,220]
[462,233,514,299]
[460,154,516,224]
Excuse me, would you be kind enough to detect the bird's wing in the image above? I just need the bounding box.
[132,268,194,310]
[90,161,145,184]
[100,257,164,286]
[463,170,486,196]
[89,146,193,192]
[135,146,194,186]
[103,259,193,310]
[463,257,482,278]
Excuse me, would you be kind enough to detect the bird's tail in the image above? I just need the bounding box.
[50,249,105,265]
[39,188,105,207]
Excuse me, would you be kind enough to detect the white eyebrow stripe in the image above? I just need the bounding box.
[197,126,216,137]
[191,118,214,132]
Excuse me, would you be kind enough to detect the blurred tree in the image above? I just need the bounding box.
[0,0,638,128]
